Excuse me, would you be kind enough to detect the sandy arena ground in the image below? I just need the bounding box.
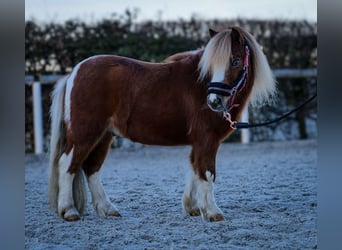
[25,139,317,249]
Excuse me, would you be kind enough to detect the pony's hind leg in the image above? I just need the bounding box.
[83,132,121,217]
[57,148,82,221]
[58,131,104,221]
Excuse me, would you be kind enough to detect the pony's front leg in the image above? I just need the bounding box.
[197,171,224,222]
[182,167,201,216]
[183,142,224,222]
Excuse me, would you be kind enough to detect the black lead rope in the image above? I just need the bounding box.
[235,93,317,129]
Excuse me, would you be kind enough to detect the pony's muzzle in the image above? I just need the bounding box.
[207,94,226,112]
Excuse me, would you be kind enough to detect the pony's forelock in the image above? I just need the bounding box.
[198,30,232,81]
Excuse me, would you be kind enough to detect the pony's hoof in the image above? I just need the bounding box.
[107,210,121,217]
[189,208,201,216]
[64,214,81,221]
[95,202,121,217]
[208,213,224,222]
[60,207,80,221]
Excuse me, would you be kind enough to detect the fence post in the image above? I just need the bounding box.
[32,82,44,154]
[240,106,250,144]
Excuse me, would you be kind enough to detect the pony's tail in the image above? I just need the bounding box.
[48,76,68,212]
[48,75,87,214]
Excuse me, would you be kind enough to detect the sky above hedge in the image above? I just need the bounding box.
[25,0,317,24]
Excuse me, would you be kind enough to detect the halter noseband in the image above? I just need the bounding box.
[207,44,250,112]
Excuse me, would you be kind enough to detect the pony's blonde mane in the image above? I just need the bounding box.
[198,27,276,106]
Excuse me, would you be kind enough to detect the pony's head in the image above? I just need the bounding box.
[198,27,276,113]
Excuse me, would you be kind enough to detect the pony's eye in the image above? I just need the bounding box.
[231,59,240,68]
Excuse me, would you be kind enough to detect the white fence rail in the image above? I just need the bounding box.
[25,69,317,154]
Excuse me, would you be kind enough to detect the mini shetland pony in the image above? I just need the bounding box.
[49,26,276,222]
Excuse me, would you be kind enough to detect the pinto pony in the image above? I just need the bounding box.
[48,26,276,222]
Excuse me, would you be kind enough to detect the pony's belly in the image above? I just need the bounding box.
[124,120,190,146]
[129,134,189,146]
[127,129,189,146]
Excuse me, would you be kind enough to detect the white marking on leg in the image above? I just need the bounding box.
[87,172,120,217]
[197,171,223,221]
[64,55,104,122]
[58,148,79,218]
[182,167,200,215]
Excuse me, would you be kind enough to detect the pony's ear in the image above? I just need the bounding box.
[209,28,218,38]
[231,27,244,45]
